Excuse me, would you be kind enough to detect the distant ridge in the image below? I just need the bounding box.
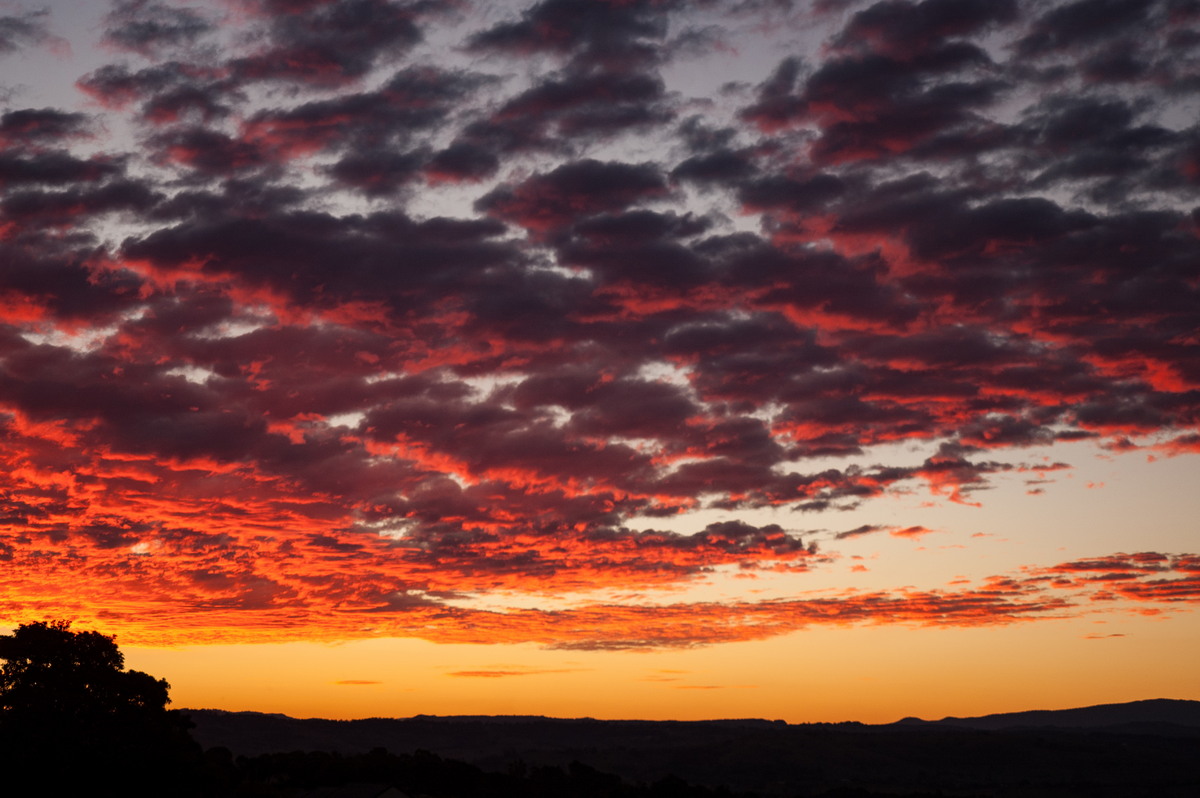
[187,698,1200,759]
[185,700,1200,797]
[189,697,1200,731]
[893,697,1200,732]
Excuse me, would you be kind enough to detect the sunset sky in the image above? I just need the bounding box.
[1,0,1198,724]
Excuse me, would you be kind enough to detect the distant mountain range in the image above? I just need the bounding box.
[893,697,1200,733]
[186,700,1200,797]
[187,698,1200,757]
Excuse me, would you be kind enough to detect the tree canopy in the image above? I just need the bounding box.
[0,619,169,716]
[0,620,204,796]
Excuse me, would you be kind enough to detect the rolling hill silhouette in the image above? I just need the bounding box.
[187,699,1200,797]
[893,697,1200,733]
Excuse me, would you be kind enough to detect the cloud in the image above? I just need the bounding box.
[446,668,582,678]
[1033,553,1200,603]
[77,62,232,124]
[103,0,215,57]
[484,70,675,149]
[835,523,943,543]
[833,0,1018,60]
[0,0,1198,650]
[229,0,427,87]
[477,159,670,237]
[333,679,383,685]
[0,151,120,187]
[468,0,680,71]
[1016,0,1151,57]
[0,9,52,57]
[0,108,92,146]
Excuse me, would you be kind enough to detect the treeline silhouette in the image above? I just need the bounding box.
[211,746,753,797]
[203,745,954,797]
[190,708,1200,797]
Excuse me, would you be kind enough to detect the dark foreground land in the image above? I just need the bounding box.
[186,698,1200,797]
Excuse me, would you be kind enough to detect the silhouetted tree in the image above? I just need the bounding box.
[0,620,206,796]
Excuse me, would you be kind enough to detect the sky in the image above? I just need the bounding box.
[0,0,1198,724]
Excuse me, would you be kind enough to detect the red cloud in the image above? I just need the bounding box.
[2,0,1199,654]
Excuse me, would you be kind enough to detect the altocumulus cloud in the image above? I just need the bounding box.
[0,0,1197,649]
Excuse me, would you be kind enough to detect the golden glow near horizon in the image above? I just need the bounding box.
[123,614,1199,724]
[2,0,1199,724]
[119,448,1199,724]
